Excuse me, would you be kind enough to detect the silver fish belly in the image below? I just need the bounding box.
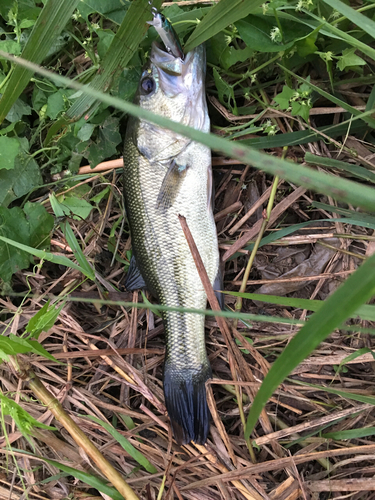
[123,42,221,444]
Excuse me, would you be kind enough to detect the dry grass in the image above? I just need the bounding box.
[1,80,375,500]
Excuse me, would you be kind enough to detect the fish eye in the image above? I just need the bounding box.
[140,76,156,95]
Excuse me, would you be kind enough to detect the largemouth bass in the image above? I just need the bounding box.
[123,41,221,445]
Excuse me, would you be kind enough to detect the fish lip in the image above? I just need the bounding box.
[150,42,205,92]
[151,42,185,75]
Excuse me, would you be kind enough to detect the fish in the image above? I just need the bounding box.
[122,40,222,445]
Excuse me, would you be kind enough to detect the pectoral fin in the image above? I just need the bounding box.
[156,159,188,210]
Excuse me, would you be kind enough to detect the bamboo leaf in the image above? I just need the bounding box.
[0,0,80,124]
[86,416,158,474]
[244,253,375,439]
[184,0,265,52]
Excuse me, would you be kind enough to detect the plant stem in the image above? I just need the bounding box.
[234,147,288,323]
[16,364,140,500]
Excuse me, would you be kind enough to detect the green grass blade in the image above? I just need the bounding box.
[291,379,375,406]
[184,0,265,52]
[322,0,375,40]
[50,194,95,280]
[244,252,375,439]
[86,416,158,473]
[224,292,375,322]
[12,451,124,500]
[0,0,80,124]
[0,235,85,275]
[322,427,375,440]
[311,202,375,226]
[305,152,375,183]
[2,51,375,213]
[65,0,163,121]
[241,120,367,148]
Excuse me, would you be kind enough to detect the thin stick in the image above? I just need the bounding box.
[178,215,258,463]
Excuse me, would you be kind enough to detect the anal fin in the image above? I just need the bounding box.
[213,266,224,310]
[124,255,147,291]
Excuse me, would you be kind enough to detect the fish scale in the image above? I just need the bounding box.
[123,42,220,444]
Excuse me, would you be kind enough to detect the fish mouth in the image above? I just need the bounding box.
[150,42,206,100]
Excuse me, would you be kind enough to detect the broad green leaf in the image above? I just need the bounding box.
[0,136,20,170]
[8,334,58,363]
[274,86,295,109]
[0,334,57,363]
[0,40,21,55]
[3,52,375,214]
[24,201,54,249]
[337,48,366,71]
[87,416,158,473]
[184,0,266,52]
[80,0,131,25]
[0,203,53,282]
[221,45,254,70]
[213,68,237,114]
[0,153,43,207]
[0,0,80,123]
[0,207,34,282]
[56,194,93,221]
[86,116,122,166]
[0,337,34,361]
[322,0,375,41]
[46,91,66,120]
[235,17,294,53]
[244,252,375,439]
[5,98,32,123]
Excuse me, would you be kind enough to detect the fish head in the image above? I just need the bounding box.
[134,42,209,162]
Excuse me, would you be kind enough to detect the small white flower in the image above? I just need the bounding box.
[270,27,282,43]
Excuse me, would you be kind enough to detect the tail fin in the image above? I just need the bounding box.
[163,362,212,445]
